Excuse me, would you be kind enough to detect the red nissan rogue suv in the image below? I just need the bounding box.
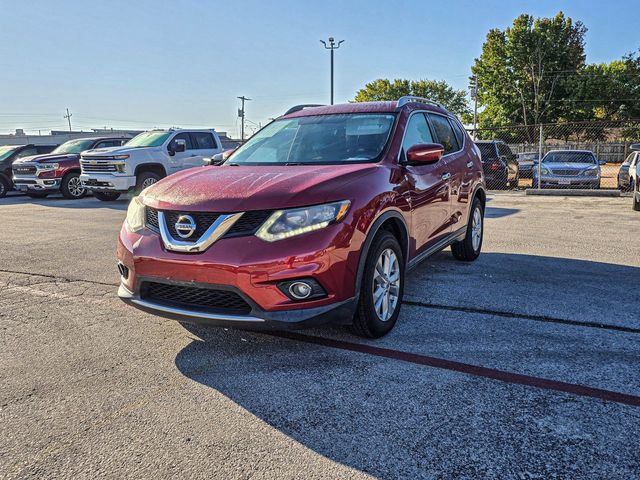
[117,97,486,337]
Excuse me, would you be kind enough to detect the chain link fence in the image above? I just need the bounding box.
[467,120,640,191]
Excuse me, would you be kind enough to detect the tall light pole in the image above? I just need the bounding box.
[64,108,73,132]
[320,37,344,105]
[469,76,478,140]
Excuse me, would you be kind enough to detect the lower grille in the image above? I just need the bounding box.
[140,281,252,315]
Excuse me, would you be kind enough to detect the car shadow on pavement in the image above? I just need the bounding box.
[0,194,129,210]
[173,252,640,477]
[484,206,519,218]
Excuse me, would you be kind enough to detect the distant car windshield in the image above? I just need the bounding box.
[543,151,596,164]
[518,153,538,161]
[126,131,172,148]
[476,143,497,161]
[51,139,96,155]
[0,145,19,161]
[227,114,396,165]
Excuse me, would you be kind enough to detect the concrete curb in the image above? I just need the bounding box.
[525,189,621,197]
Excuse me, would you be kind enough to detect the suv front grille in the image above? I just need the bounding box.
[145,207,272,240]
[140,281,252,315]
[13,165,37,175]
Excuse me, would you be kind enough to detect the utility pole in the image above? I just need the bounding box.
[320,37,344,105]
[469,76,478,140]
[64,108,73,132]
[237,96,251,142]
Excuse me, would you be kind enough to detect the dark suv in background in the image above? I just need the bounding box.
[0,144,57,197]
[475,140,519,189]
[12,137,128,199]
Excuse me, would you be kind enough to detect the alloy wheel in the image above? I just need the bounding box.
[372,248,401,322]
[141,177,157,189]
[472,207,482,251]
[68,176,85,197]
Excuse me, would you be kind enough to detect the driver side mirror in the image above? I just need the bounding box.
[172,139,187,154]
[406,143,444,165]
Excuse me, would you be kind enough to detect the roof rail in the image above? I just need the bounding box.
[397,96,444,109]
[283,104,325,115]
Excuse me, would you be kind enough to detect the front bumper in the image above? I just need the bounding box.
[12,175,61,191]
[534,175,600,188]
[118,281,356,329]
[80,173,135,192]
[116,219,364,329]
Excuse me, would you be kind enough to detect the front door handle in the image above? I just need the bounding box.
[441,172,451,181]
[467,161,474,168]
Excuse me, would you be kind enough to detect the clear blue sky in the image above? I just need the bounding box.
[1,0,638,137]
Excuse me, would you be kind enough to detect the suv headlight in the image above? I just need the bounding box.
[38,163,59,171]
[583,169,598,177]
[125,196,146,233]
[540,167,550,175]
[255,200,351,242]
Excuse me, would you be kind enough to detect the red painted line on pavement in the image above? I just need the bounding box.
[266,331,640,408]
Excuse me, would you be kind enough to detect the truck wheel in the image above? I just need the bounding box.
[451,197,484,262]
[351,230,404,338]
[0,176,9,198]
[634,191,640,212]
[94,191,121,202]
[135,171,161,194]
[60,172,86,199]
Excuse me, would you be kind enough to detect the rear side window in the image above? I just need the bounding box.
[169,132,194,150]
[450,119,465,148]
[402,113,434,153]
[427,114,459,154]
[192,132,218,150]
[497,142,513,158]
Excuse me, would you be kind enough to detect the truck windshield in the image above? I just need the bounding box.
[126,131,172,148]
[0,145,19,161]
[543,152,596,164]
[227,114,395,165]
[51,139,96,155]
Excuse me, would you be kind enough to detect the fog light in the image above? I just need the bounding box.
[289,282,312,299]
[277,278,326,301]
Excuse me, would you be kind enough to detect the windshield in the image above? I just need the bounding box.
[476,143,497,161]
[52,139,96,155]
[0,145,19,162]
[518,153,538,161]
[126,131,172,148]
[543,151,596,164]
[227,114,395,165]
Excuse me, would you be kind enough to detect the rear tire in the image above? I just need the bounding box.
[94,191,121,202]
[451,197,484,262]
[634,191,640,212]
[60,172,86,199]
[0,176,9,198]
[351,230,404,338]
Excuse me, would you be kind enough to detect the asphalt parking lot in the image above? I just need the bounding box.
[1,192,639,479]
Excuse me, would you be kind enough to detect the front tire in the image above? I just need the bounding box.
[0,176,9,198]
[451,197,484,261]
[135,171,161,194]
[94,191,121,202]
[60,172,86,199]
[351,230,404,338]
[634,191,640,212]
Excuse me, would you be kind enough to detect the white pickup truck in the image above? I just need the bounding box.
[80,129,223,201]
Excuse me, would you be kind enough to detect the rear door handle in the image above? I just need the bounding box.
[441,172,451,181]
[467,161,474,168]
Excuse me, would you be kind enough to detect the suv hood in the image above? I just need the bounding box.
[13,153,79,165]
[143,164,380,212]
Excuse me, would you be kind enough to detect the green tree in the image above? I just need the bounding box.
[472,12,586,132]
[353,78,471,118]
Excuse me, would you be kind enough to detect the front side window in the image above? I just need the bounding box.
[402,113,434,153]
[427,114,459,154]
[227,114,395,165]
[51,139,96,155]
[126,131,172,148]
[543,151,596,164]
[169,132,194,151]
[16,147,38,158]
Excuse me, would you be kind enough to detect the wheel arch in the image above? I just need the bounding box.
[134,163,167,178]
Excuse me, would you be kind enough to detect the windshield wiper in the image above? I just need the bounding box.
[284,162,306,166]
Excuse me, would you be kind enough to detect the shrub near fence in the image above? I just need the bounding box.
[468,120,640,190]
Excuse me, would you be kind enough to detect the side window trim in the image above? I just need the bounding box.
[425,112,461,156]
